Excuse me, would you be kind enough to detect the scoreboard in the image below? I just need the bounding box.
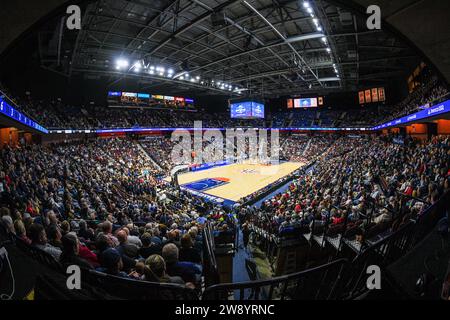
[107,91,195,109]
[287,96,324,109]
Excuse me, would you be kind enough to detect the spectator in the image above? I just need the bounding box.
[162,243,200,284]
[97,248,129,278]
[28,223,62,260]
[179,233,201,264]
[60,232,93,269]
[143,254,185,285]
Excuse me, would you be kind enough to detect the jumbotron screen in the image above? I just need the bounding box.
[295,98,318,108]
[287,97,323,109]
[230,101,265,119]
[252,102,265,119]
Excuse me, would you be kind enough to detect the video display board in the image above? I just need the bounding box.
[251,102,265,119]
[230,101,253,118]
[287,97,323,109]
[0,97,48,133]
[230,101,265,119]
[373,99,450,130]
[294,98,318,108]
[107,91,195,110]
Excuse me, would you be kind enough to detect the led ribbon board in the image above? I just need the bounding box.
[373,99,450,130]
[0,97,48,133]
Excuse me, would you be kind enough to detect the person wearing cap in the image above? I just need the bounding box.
[97,248,129,278]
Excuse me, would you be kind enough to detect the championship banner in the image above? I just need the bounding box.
[359,91,365,104]
[287,99,293,109]
[378,88,385,101]
[372,88,379,103]
[365,90,372,103]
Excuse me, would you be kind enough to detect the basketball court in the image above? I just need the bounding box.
[165,161,305,203]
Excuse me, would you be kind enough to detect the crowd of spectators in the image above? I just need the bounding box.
[0,137,238,289]
[241,134,450,245]
[0,125,448,292]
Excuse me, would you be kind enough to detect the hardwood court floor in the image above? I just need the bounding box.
[166,161,305,202]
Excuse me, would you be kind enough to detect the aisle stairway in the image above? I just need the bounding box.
[136,141,164,172]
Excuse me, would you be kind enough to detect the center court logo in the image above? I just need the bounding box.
[170,121,280,171]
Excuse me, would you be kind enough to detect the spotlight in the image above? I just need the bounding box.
[115,58,129,69]
[307,7,313,14]
[196,76,200,80]
[303,2,310,8]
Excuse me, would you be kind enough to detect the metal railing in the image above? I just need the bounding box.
[203,258,348,300]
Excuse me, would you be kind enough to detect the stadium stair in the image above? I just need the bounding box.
[136,141,163,171]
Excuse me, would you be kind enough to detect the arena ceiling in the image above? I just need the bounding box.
[1,0,448,98]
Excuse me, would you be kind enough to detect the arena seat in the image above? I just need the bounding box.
[14,236,64,273]
[344,220,416,299]
[80,268,199,300]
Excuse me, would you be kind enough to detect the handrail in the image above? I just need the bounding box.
[203,258,348,300]
[203,222,220,286]
[396,191,431,207]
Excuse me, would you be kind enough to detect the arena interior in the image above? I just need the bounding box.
[0,0,450,305]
